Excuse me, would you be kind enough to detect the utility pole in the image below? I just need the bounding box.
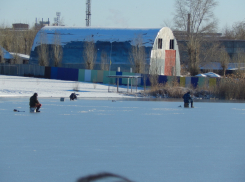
[86,0,91,27]
[54,12,61,26]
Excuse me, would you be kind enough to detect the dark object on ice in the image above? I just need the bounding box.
[183,91,194,108]
[76,172,133,182]
[112,100,116,102]
[178,105,181,107]
[13,109,25,112]
[70,93,77,101]
[29,93,42,112]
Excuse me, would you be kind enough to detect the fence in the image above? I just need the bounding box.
[0,64,220,89]
[0,64,45,77]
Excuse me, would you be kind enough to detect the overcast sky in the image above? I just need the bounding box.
[0,0,244,32]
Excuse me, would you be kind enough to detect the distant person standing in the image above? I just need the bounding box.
[183,91,194,108]
[29,93,42,112]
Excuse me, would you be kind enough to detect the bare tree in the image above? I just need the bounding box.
[1,28,12,52]
[129,35,146,73]
[222,20,245,40]
[0,25,5,63]
[162,19,175,30]
[12,53,21,64]
[232,49,245,77]
[11,30,20,64]
[83,36,97,70]
[37,31,49,66]
[173,0,218,75]
[217,46,230,76]
[198,39,222,73]
[21,28,38,55]
[0,47,3,63]
[149,55,160,87]
[0,27,18,64]
[0,24,38,56]
[100,50,109,70]
[201,39,220,63]
[52,31,63,67]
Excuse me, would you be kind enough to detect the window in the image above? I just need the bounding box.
[158,38,162,49]
[169,39,174,49]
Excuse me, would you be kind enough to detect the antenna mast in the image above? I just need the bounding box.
[86,0,91,27]
[55,12,61,26]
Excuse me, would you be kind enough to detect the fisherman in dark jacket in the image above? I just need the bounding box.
[70,93,77,101]
[29,93,42,112]
[183,91,194,108]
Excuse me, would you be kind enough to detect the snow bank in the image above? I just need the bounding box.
[0,75,138,98]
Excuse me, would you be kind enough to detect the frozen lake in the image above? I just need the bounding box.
[1,98,245,182]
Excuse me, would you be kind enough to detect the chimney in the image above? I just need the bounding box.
[187,13,191,37]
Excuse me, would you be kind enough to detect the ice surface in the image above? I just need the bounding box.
[1,98,245,182]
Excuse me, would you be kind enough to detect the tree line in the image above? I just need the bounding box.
[173,0,245,77]
[0,25,38,63]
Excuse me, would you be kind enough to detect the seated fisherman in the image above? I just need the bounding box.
[70,93,77,101]
[29,93,42,112]
[183,91,194,108]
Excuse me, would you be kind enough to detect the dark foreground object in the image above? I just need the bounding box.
[77,172,133,182]
[13,109,25,112]
[184,102,194,108]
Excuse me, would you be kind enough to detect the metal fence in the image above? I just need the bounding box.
[0,64,45,77]
[0,64,221,89]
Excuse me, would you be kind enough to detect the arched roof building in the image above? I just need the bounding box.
[29,27,180,76]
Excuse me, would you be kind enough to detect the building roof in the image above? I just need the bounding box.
[10,53,30,60]
[31,26,164,51]
[0,47,13,59]
[200,62,245,70]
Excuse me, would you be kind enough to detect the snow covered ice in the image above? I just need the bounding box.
[1,76,245,182]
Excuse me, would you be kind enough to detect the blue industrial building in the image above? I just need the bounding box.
[29,27,181,76]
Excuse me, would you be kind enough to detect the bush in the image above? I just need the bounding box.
[212,75,245,100]
[146,75,245,100]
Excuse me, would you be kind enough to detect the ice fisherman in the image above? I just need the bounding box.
[29,93,42,112]
[183,91,194,108]
[70,93,77,101]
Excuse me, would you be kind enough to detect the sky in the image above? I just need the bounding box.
[0,0,244,32]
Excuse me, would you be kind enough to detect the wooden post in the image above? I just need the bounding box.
[136,78,138,92]
[117,77,119,93]
[131,78,132,93]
